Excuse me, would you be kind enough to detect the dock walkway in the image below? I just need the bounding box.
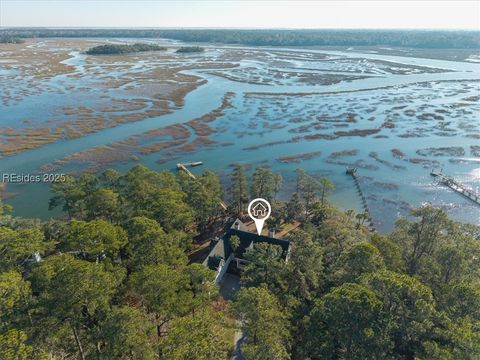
[346,167,376,231]
[431,170,480,206]
[177,163,228,211]
[176,163,197,179]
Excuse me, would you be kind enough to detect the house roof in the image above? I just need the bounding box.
[224,228,290,259]
[202,236,227,269]
[230,219,249,232]
[204,219,291,270]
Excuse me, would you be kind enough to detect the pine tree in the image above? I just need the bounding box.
[230,164,248,216]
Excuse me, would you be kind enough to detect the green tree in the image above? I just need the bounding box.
[234,287,290,360]
[286,231,323,301]
[230,164,249,216]
[62,219,127,261]
[0,271,32,330]
[272,173,283,200]
[311,207,371,272]
[432,225,480,297]
[0,329,35,360]
[429,288,480,358]
[319,176,334,207]
[49,174,97,219]
[230,235,240,252]
[295,169,320,212]
[251,166,278,201]
[98,168,121,189]
[119,166,194,231]
[265,201,284,237]
[435,245,467,286]
[0,199,13,217]
[183,263,218,315]
[98,306,156,360]
[344,209,355,223]
[303,283,388,359]
[355,211,369,226]
[159,307,232,360]
[370,234,404,272]
[242,243,288,296]
[32,254,122,360]
[125,217,188,269]
[361,270,438,358]
[443,284,480,320]
[130,264,191,337]
[389,207,480,296]
[332,242,384,284]
[48,175,83,219]
[84,188,121,223]
[181,170,222,230]
[286,192,303,223]
[0,227,49,271]
[309,201,330,225]
[391,206,451,277]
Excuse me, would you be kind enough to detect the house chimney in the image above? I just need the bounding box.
[269,230,275,238]
[235,222,240,230]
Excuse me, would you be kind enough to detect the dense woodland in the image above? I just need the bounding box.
[0,165,479,359]
[1,29,479,48]
[85,43,166,55]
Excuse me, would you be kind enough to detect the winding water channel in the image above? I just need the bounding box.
[1,43,479,230]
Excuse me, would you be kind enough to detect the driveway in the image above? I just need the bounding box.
[219,273,240,300]
[218,274,244,359]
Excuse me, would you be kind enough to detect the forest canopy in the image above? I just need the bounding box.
[0,165,479,359]
[1,29,479,48]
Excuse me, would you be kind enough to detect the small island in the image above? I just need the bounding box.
[176,46,205,53]
[85,43,166,55]
[0,36,25,44]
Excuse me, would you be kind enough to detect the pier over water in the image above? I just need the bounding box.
[346,167,376,232]
[431,170,480,206]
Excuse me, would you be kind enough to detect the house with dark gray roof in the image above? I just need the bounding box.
[203,219,291,283]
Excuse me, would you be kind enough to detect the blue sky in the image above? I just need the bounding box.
[1,0,479,29]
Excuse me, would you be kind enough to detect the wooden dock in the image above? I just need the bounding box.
[346,168,376,231]
[177,163,228,211]
[431,170,480,206]
[176,163,196,179]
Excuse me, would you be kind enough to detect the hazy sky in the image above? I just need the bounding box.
[1,0,479,29]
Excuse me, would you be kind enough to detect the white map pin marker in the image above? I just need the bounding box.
[247,198,271,236]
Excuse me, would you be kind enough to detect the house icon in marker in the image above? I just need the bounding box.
[252,202,268,218]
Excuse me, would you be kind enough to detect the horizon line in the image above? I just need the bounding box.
[1,26,479,31]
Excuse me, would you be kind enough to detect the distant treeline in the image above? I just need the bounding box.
[176,46,204,53]
[85,43,166,55]
[1,28,479,48]
[0,35,25,44]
